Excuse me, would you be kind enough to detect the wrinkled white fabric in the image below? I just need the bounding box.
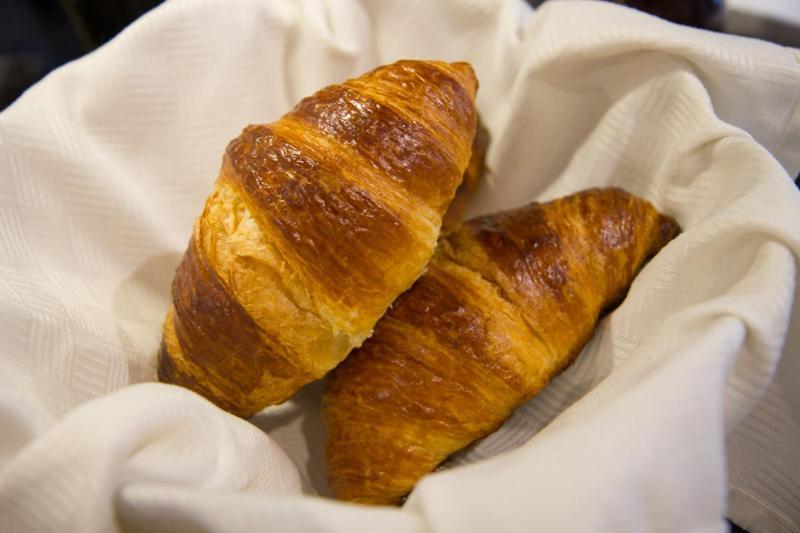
[0,0,799,531]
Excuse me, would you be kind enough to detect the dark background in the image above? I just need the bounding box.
[0,0,161,108]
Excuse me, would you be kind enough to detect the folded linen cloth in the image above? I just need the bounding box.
[1,0,799,531]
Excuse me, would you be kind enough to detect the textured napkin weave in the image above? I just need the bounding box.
[1,0,799,531]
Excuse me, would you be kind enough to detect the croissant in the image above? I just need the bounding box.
[323,187,680,504]
[158,60,479,417]
[441,115,489,231]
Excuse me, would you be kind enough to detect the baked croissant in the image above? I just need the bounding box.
[158,60,479,417]
[441,115,489,231]
[323,187,680,504]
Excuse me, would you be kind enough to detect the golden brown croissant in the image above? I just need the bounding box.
[158,60,479,417]
[441,115,489,231]
[323,187,680,504]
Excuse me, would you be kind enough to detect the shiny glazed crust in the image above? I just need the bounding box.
[158,60,479,417]
[323,187,681,504]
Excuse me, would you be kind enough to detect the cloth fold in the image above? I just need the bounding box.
[1,0,799,531]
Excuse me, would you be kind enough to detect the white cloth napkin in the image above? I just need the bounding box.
[1,0,799,531]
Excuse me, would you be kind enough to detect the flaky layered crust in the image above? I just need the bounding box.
[323,187,680,504]
[159,60,479,417]
[441,115,489,231]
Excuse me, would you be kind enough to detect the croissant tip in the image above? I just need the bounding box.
[449,60,473,71]
[158,334,258,418]
[156,339,176,384]
[658,213,681,244]
[448,61,478,92]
